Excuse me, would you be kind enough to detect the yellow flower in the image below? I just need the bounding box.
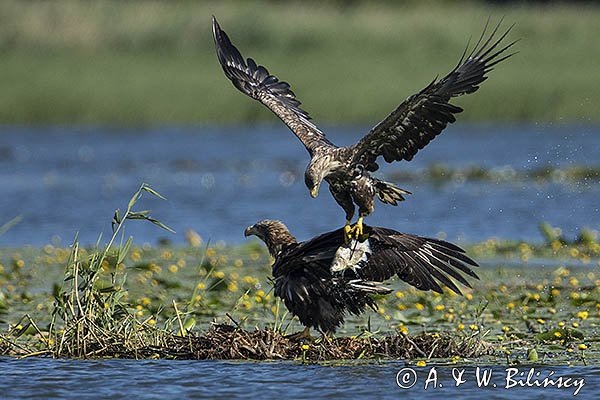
[227,283,239,292]
[243,276,257,284]
[501,326,510,333]
[212,271,225,279]
[554,331,562,338]
[398,325,408,334]
[196,282,207,290]
[507,302,515,310]
[577,311,589,320]
[168,264,178,273]
[457,323,465,331]
[569,277,579,286]
[558,321,565,327]
[551,289,560,296]
[234,259,244,267]
[572,322,580,328]
[140,297,151,306]
[130,250,142,261]
[395,291,404,299]
[465,293,473,301]
[469,324,478,331]
[148,319,156,326]
[415,303,425,310]
[578,344,587,350]
[536,318,545,324]
[301,344,309,351]
[435,304,445,311]
[570,248,579,258]
[416,360,427,367]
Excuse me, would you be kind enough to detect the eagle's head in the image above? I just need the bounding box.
[305,172,320,198]
[305,159,330,198]
[244,220,297,257]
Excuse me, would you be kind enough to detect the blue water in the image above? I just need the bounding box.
[0,123,598,247]
[1,358,598,399]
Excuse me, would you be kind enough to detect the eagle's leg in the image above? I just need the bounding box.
[285,326,312,340]
[328,184,355,243]
[353,216,365,239]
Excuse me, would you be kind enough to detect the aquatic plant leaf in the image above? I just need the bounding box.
[142,185,167,200]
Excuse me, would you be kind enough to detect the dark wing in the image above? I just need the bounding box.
[271,228,345,278]
[212,16,333,155]
[350,226,479,295]
[350,20,518,172]
[274,225,478,295]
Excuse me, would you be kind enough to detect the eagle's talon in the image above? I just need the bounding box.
[343,221,353,243]
[285,326,312,341]
[353,217,364,240]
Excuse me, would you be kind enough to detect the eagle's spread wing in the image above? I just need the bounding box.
[212,17,333,155]
[274,225,478,295]
[356,226,479,295]
[350,20,518,172]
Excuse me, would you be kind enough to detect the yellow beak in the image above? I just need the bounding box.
[310,187,319,198]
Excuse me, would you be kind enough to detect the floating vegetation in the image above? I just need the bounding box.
[0,187,599,364]
[85,324,490,361]
[387,164,600,185]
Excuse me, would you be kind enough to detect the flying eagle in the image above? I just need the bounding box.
[244,220,478,335]
[214,17,517,241]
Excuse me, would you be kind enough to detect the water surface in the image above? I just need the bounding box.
[1,357,598,399]
[1,124,598,246]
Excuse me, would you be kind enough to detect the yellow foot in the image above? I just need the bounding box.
[353,217,364,239]
[344,217,369,243]
[285,326,312,341]
[343,220,353,243]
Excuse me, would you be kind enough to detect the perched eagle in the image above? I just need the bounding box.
[214,17,517,241]
[244,220,478,335]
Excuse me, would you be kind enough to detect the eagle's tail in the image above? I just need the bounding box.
[374,180,411,206]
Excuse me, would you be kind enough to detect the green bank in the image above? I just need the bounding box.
[0,0,598,124]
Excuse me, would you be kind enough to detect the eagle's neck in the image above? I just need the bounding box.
[263,228,297,258]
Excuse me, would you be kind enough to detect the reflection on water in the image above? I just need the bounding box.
[0,124,598,246]
[1,358,599,399]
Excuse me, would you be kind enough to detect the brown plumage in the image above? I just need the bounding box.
[244,220,478,333]
[214,17,517,231]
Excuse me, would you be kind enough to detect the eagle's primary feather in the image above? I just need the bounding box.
[245,220,478,333]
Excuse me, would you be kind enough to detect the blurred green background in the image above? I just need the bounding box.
[0,0,597,125]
